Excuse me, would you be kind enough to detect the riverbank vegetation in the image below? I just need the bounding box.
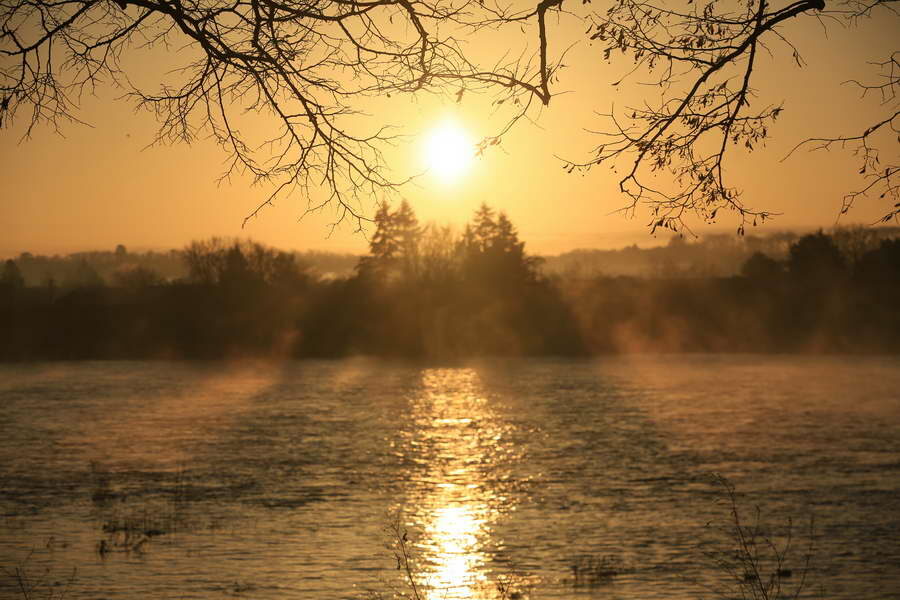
[2,207,899,360]
[370,476,814,600]
[4,476,811,600]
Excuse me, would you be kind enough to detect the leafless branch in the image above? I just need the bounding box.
[2,1,897,233]
[1,0,565,229]
[785,51,899,223]
[570,0,833,234]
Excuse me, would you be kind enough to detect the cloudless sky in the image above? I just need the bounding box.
[1,3,896,258]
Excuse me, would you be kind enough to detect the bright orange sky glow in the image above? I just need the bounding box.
[1,7,896,258]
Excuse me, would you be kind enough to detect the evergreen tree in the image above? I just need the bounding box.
[394,200,422,279]
[460,205,539,286]
[471,203,497,252]
[358,200,422,281]
[358,200,398,277]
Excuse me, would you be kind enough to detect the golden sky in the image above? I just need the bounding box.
[1,3,896,258]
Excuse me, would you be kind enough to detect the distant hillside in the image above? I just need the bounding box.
[5,226,898,286]
[540,226,900,278]
[5,244,360,287]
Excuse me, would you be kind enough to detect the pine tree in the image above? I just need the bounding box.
[369,201,399,264]
[456,205,543,289]
[393,200,422,279]
[358,200,422,281]
[471,203,497,252]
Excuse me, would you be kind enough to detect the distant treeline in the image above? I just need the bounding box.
[6,226,899,287]
[543,225,900,278]
[2,208,899,359]
[4,245,360,286]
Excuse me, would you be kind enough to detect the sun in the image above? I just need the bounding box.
[423,120,475,183]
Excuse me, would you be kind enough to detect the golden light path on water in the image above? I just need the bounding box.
[403,367,516,600]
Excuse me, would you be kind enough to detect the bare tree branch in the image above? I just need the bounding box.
[1,0,897,233]
[785,51,899,224]
[568,0,839,234]
[0,0,565,229]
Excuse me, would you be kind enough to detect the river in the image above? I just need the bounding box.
[1,356,898,599]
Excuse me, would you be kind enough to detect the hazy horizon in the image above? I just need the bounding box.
[2,221,888,261]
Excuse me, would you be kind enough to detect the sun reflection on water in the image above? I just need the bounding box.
[426,504,485,598]
[400,367,517,600]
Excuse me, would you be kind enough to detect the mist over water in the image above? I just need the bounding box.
[1,357,898,599]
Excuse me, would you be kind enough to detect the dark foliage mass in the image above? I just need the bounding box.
[1,213,899,360]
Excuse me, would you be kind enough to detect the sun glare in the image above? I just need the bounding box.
[423,121,475,183]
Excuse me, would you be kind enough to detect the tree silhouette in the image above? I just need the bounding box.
[220,243,259,290]
[347,202,575,356]
[357,200,421,280]
[393,200,423,280]
[112,264,163,290]
[67,259,104,288]
[788,231,846,284]
[856,237,900,283]
[2,0,896,229]
[0,259,25,291]
[460,205,540,287]
[741,252,783,282]
[368,201,401,266]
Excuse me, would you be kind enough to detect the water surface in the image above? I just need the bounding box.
[1,356,898,599]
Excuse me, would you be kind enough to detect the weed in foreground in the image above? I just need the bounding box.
[569,553,622,587]
[5,478,817,600]
[695,475,815,600]
[1,551,76,600]
[368,478,815,600]
[362,513,532,600]
[91,464,223,557]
